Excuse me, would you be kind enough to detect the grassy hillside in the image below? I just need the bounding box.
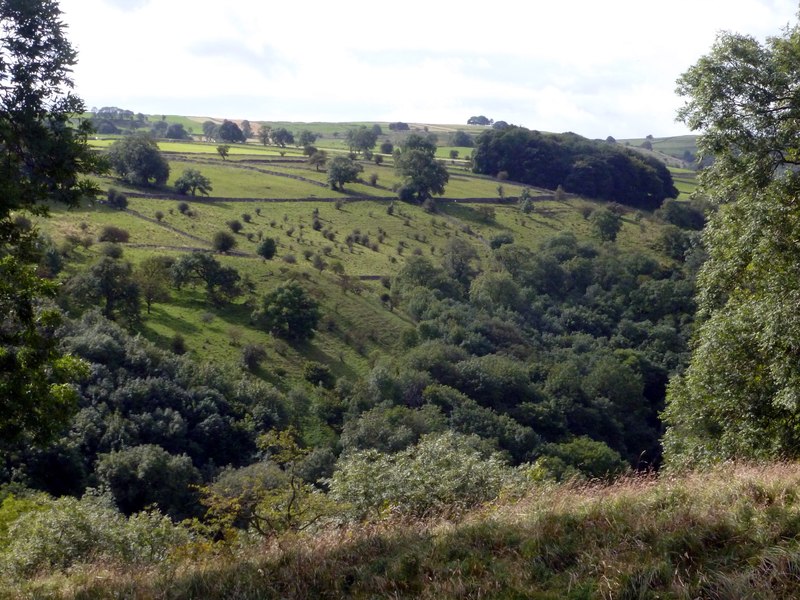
[11,463,800,599]
[38,134,676,383]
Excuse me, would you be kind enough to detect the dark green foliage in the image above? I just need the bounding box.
[174,168,212,196]
[107,134,170,186]
[0,257,87,447]
[217,119,245,143]
[212,230,236,252]
[395,134,449,202]
[241,343,267,371]
[165,123,190,140]
[489,233,514,249]
[3,312,290,515]
[0,0,101,222]
[64,257,140,325]
[252,281,321,341]
[96,445,201,519]
[472,127,677,208]
[346,126,378,156]
[171,252,241,305]
[452,130,474,147]
[303,361,335,389]
[105,188,127,210]
[270,127,294,147]
[256,237,277,260]
[97,225,129,243]
[590,208,623,241]
[655,198,706,230]
[327,156,362,191]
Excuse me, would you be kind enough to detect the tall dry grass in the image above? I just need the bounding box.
[8,462,800,599]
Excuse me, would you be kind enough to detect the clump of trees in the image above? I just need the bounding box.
[472,127,678,209]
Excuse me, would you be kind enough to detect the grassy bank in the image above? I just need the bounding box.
[10,463,800,599]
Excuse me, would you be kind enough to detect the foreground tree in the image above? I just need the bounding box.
[663,18,800,467]
[0,0,100,446]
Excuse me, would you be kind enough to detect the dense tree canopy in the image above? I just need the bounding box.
[472,127,677,209]
[664,19,800,467]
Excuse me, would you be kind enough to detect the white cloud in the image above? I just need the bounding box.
[58,0,799,138]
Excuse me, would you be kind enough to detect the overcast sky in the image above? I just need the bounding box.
[59,0,798,139]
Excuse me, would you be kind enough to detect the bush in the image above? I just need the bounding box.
[303,361,335,389]
[177,201,190,214]
[0,492,188,580]
[241,343,267,371]
[257,237,277,260]
[212,230,237,252]
[328,431,520,518]
[106,188,128,210]
[227,219,243,234]
[98,225,130,243]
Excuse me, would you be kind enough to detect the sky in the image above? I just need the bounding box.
[58,0,799,139]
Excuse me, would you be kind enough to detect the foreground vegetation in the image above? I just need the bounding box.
[5,463,800,599]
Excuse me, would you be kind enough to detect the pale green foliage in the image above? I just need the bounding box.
[328,431,521,518]
[0,491,188,579]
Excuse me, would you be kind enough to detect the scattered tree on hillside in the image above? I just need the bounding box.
[252,282,321,341]
[327,156,363,191]
[218,119,245,143]
[590,208,623,242]
[308,150,328,171]
[203,120,218,141]
[298,130,318,147]
[389,122,409,131]
[135,255,172,314]
[257,124,271,146]
[65,256,141,325]
[212,231,237,253]
[171,252,241,305]
[216,144,230,160]
[165,123,190,140]
[107,134,170,186]
[240,119,252,139]
[271,127,294,147]
[257,237,277,260]
[452,130,473,147]
[346,126,378,156]
[174,169,212,196]
[395,134,449,202]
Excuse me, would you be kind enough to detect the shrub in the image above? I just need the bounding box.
[98,225,130,243]
[303,361,335,389]
[241,343,267,371]
[212,230,237,252]
[154,210,164,222]
[0,492,189,580]
[328,431,519,518]
[177,201,190,214]
[227,219,243,234]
